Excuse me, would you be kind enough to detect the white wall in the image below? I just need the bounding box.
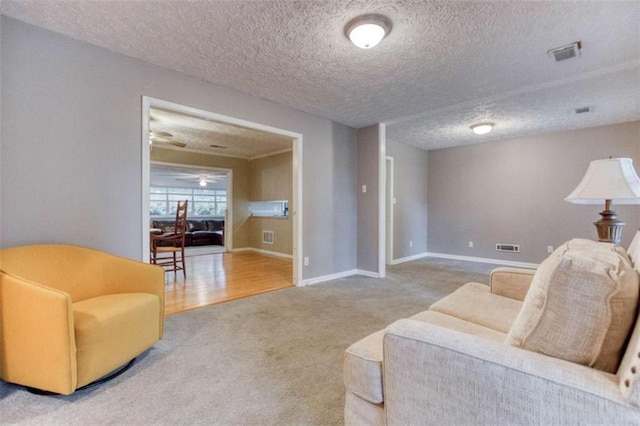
[0,17,357,280]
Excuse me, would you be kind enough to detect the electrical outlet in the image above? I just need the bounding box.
[547,245,554,254]
[468,241,474,248]
[304,257,309,266]
[409,240,413,247]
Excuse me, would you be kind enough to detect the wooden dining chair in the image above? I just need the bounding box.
[151,200,188,278]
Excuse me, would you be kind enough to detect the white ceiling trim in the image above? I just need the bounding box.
[249,148,293,161]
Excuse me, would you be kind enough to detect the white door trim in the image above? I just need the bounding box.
[385,156,394,264]
[378,123,386,278]
[141,96,303,286]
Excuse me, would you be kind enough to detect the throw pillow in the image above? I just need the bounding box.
[506,239,639,373]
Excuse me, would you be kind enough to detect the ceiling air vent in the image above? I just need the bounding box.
[548,41,581,62]
[575,106,591,114]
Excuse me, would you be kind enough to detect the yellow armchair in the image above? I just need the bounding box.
[0,244,165,395]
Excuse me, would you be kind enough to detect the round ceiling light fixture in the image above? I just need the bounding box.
[470,122,495,135]
[345,14,392,49]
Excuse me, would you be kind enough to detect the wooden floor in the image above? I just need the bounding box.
[163,251,293,315]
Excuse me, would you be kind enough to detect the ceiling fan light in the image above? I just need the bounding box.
[470,122,494,135]
[345,15,391,49]
[199,179,207,187]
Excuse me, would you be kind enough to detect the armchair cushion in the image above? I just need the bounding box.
[506,239,639,373]
[73,293,161,387]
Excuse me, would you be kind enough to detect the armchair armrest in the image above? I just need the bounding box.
[95,253,165,335]
[382,319,638,425]
[490,267,536,301]
[0,273,77,394]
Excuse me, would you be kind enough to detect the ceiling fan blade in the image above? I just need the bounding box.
[168,141,187,148]
[152,140,187,148]
[150,131,173,138]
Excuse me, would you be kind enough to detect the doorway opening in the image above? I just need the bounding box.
[141,97,303,313]
[150,162,231,256]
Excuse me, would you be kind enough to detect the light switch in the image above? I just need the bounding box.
[362,185,367,193]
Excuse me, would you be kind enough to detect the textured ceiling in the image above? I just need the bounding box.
[2,1,639,150]
[150,164,227,190]
[150,108,293,158]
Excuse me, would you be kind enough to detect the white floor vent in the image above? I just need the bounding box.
[496,244,520,253]
[262,230,274,244]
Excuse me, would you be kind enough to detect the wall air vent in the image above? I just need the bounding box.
[548,41,581,62]
[262,230,274,244]
[496,244,520,253]
[575,106,591,114]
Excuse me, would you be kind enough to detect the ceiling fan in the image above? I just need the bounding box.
[149,131,187,148]
[172,172,225,187]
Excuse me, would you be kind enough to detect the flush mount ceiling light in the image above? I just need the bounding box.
[470,123,494,135]
[345,14,392,49]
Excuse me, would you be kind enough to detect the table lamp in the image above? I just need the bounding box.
[566,157,640,245]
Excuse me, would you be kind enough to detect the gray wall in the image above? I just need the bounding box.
[428,121,640,264]
[0,17,357,280]
[357,125,380,272]
[386,139,428,260]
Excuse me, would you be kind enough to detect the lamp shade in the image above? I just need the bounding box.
[566,158,640,205]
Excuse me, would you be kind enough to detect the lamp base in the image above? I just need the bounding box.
[594,209,625,245]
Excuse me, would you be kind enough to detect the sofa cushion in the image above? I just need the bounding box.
[409,311,506,342]
[506,239,639,373]
[152,220,175,233]
[628,230,640,274]
[206,219,224,231]
[73,293,161,387]
[344,330,386,404]
[343,310,508,405]
[188,220,207,231]
[429,282,522,333]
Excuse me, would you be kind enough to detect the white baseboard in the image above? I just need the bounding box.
[231,247,293,259]
[300,268,380,286]
[389,252,430,265]
[301,269,359,286]
[355,269,380,278]
[426,252,539,269]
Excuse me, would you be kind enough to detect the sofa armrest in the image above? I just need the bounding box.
[490,267,536,301]
[0,273,77,394]
[382,319,639,425]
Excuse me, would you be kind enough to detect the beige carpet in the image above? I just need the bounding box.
[0,258,498,425]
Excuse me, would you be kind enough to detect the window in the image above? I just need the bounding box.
[150,187,227,217]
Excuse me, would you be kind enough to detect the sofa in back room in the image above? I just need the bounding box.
[151,218,224,247]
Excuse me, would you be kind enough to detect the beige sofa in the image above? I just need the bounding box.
[344,239,640,424]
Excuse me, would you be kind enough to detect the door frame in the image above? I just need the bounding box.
[141,96,304,286]
[385,156,394,264]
